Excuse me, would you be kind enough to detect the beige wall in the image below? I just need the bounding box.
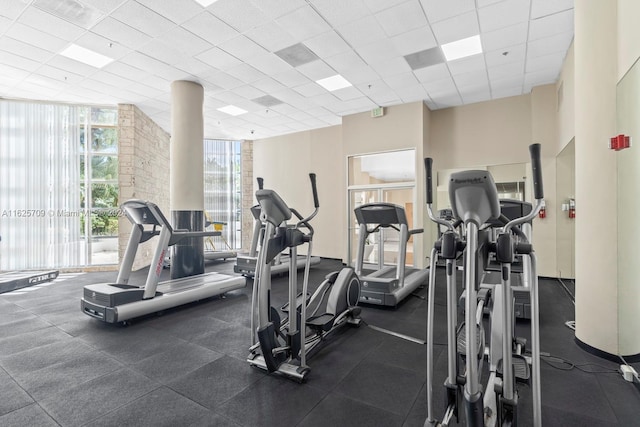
[555,140,575,279]
[429,90,557,276]
[616,0,640,356]
[430,95,532,170]
[254,103,430,266]
[241,140,254,251]
[617,0,640,81]
[118,104,170,271]
[556,43,575,155]
[574,0,618,354]
[253,126,343,259]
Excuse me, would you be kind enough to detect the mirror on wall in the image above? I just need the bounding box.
[556,139,575,279]
[616,58,640,357]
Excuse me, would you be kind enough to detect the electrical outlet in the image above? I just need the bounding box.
[620,365,637,382]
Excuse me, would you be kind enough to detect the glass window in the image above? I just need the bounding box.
[348,150,415,186]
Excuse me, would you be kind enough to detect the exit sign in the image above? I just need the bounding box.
[371,107,385,118]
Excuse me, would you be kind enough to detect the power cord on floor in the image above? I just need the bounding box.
[539,352,620,375]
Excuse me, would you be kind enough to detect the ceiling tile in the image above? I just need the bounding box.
[137,40,187,66]
[461,87,491,104]
[478,0,531,33]
[201,70,244,90]
[304,31,352,58]
[366,0,413,14]
[309,91,340,108]
[488,60,525,81]
[370,56,412,78]
[485,43,526,68]
[420,0,475,23]
[336,15,387,47]
[526,51,565,74]
[135,0,201,24]
[324,51,367,74]
[357,38,399,64]
[390,26,438,56]
[249,0,307,20]
[432,94,463,108]
[395,84,429,103]
[74,32,131,59]
[111,1,177,38]
[296,60,336,81]
[208,0,270,32]
[332,86,364,101]
[413,63,451,83]
[252,77,288,93]
[81,0,129,14]
[90,17,152,50]
[5,22,67,53]
[90,70,137,88]
[196,47,241,70]
[175,57,211,76]
[156,26,213,57]
[531,0,573,19]
[339,65,380,85]
[119,51,171,74]
[524,69,557,91]
[491,85,524,99]
[0,63,31,81]
[231,85,265,100]
[226,63,267,84]
[482,22,528,52]
[431,10,479,45]
[0,0,29,19]
[102,60,148,81]
[490,74,524,91]
[309,0,369,27]
[423,76,457,94]
[375,1,428,37]
[527,31,573,58]
[181,11,239,46]
[529,9,573,41]
[245,53,292,75]
[218,35,268,62]
[447,54,486,76]
[245,22,297,53]
[270,69,309,88]
[33,64,84,85]
[454,70,489,89]
[276,5,330,40]
[2,51,43,72]
[293,82,326,97]
[384,72,419,90]
[18,6,85,40]
[0,37,55,63]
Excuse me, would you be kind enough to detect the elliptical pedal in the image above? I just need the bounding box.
[456,321,485,360]
[496,354,531,384]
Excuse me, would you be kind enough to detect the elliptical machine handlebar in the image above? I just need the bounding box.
[505,143,544,234]
[424,157,456,232]
[257,177,264,190]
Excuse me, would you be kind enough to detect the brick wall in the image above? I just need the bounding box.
[241,140,254,251]
[118,104,170,270]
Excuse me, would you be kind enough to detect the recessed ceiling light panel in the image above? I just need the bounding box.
[441,35,483,61]
[194,0,220,7]
[316,75,352,92]
[60,44,114,68]
[217,105,248,116]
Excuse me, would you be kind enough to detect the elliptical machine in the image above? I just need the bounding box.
[247,173,361,382]
[424,144,544,427]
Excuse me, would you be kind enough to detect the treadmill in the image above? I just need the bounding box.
[81,200,246,324]
[354,203,430,306]
[203,213,236,262]
[0,270,59,294]
[234,204,320,277]
[482,199,534,319]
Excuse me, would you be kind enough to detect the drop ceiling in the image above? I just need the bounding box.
[0,0,574,140]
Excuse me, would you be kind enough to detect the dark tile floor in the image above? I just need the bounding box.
[0,259,638,426]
